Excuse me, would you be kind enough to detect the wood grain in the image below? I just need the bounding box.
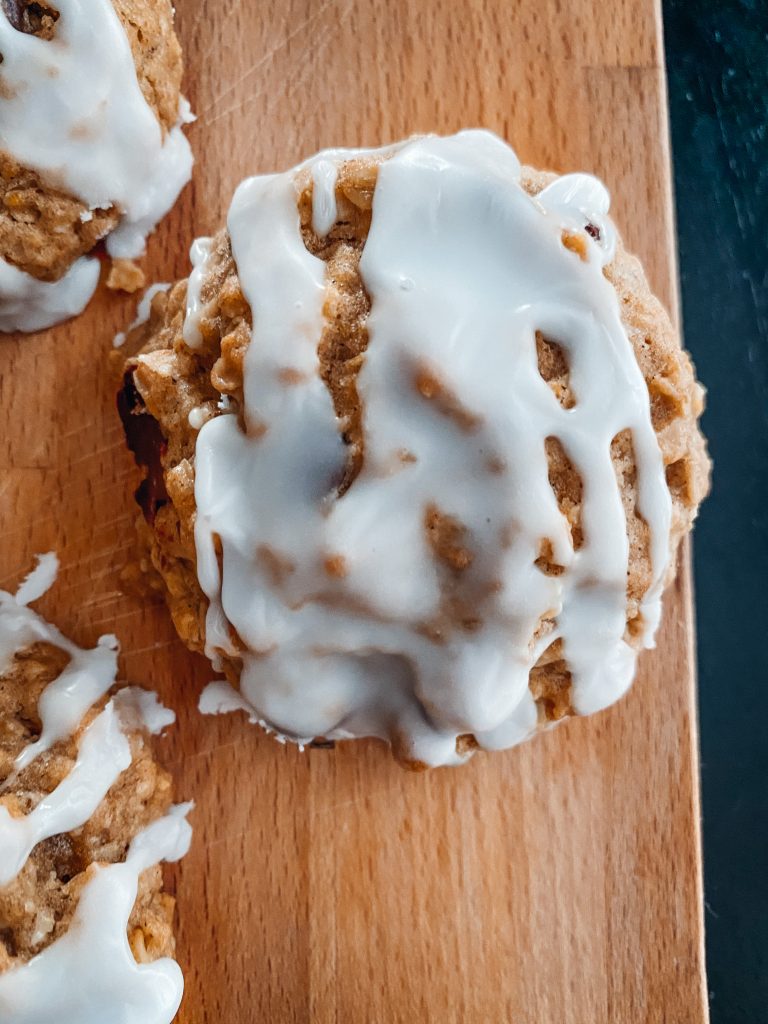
[0,0,709,1020]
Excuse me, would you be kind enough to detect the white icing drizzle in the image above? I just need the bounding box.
[187,406,208,430]
[0,256,99,334]
[0,701,131,885]
[310,158,338,238]
[536,173,617,264]
[13,553,58,608]
[0,557,189,1022]
[198,680,300,749]
[0,558,120,776]
[0,803,192,1024]
[192,130,672,766]
[113,686,176,736]
[198,680,257,721]
[0,0,193,331]
[113,283,170,348]
[182,237,214,349]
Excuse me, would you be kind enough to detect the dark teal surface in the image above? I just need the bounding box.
[662,2,768,1020]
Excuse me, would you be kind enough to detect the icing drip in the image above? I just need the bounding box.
[310,159,338,238]
[0,556,189,1022]
[0,0,193,331]
[114,283,170,348]
[0,256,99,333]
[199,680,301,749]
[0,804,192,1024]
[113,686,176,735]
[535,174,617,264]
[0,556,120,775]
[187,406,208,430]
[182,237,214,349]
[192,130,672,766]
[0,701,131,885]
[12,553,58,607]
[198,680,258,722]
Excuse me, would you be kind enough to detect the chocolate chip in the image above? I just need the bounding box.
[117,371,169,525]
[1,0,26,31]
[585,223,601,241]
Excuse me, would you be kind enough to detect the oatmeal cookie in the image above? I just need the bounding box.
[0,0,183,281]
[0,0,192,330]
[0,557,190,1019]
[0,642,175,970]
[119,132,710,767]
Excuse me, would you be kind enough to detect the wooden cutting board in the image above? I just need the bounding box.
[0,0,709,1020]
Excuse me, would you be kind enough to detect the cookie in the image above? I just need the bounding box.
[0,0,192,331]
[119,131,710,769]
[0,555,191,1020]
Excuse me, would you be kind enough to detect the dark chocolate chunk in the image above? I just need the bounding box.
[1,1,59,39]
[117,370,169,525]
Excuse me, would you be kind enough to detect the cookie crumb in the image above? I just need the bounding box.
[107,259,146,294]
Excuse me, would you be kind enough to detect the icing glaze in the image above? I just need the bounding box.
[12,553,58,607]
[182,237,214,349]
[113,283,170,348]
[0,256,99,333]
[113,686,176,736]
[198,679,257,722]
[187,406,209,430]
[189,130,672,766]
[0,0,193,331]
[0,804,192,1024]
[198,680,299,749]
[0,556,189,1022]
[0,701,131,885]
[0,555,120,775]
[310,159,338,238]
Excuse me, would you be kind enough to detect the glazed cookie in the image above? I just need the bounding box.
[0,555,192,1022]
[119,130,710,769]
[0,0,193,332]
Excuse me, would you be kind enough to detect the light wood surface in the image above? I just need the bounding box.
[0,0,709,1020]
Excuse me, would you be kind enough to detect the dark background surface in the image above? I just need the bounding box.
[662,1,767,1020]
